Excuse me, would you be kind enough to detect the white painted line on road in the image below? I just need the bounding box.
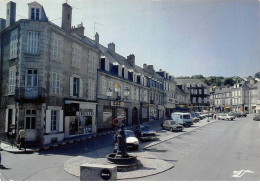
[0,171,5,181]
[231,170,254,178]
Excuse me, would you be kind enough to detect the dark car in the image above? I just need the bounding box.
[253,114,260,121]
[229,112,241,118]
[239,112,247,117]
[135,125,157,141]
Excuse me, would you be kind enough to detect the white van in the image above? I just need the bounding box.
[171,112,193,127]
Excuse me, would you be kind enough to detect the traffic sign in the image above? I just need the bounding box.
[9,124,16,129]
[113,118,119,126]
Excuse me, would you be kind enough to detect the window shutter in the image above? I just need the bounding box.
[46,110,51,133]
[79,78,83,97]
[5,109,9,132]
[12,109,16,125]
[70,77,73,97]
[59,110,64,132]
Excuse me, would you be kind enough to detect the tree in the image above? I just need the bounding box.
[223,78,235,87]
[191,75,205,79]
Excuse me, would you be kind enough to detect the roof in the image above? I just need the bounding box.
[175,79,209,87]
[214,87,232,94]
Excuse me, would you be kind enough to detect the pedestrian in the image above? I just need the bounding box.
[18,127,26,151]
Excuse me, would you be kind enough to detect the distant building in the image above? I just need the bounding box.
[175,79,210,112]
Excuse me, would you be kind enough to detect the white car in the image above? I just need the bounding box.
[218,114,235,121]
[124,130,139,150]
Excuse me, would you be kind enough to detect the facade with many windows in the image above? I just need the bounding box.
[0,2,99,145]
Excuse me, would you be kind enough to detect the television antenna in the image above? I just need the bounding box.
[91,22,102,37]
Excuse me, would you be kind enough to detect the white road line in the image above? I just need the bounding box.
[231,170,254,178]
[0,172,5,181]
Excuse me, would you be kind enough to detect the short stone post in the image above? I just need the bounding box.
[80,164,117,181]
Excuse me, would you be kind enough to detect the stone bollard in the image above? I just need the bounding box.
[80,164,117,181]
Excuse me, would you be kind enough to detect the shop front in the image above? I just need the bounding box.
[64,100,97,138]
[140,102,149,122]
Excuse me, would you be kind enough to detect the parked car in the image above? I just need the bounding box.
[217,114,235,121]
[171,112,193,127]
[253,114,260,121]
[162,120,184,132]
[191,116,200,123]
[135,125,157,141]
[229,112,241,118]
[239,112,247,117]
[124,130,139,150]
[194,112,203,120]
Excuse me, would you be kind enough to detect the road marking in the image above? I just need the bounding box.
[0,171,5,181]
[231,170,254,178]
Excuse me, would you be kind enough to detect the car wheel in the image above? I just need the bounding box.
[170,128,174,132]
[218,118,220,120]
[135,145,139,150]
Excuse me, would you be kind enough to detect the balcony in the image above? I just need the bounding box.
[15,87,46,102]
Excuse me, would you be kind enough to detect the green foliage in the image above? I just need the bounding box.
[223,78,235,87]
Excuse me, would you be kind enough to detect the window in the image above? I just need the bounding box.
[73,77,80,97]
[52,72,60,94]
[30,8,40,20]
[26,69,38,87]
[52,36,62,60]
[51,110,58,131]
[25,110,36,129]
[72,46,81,68]
[89,53,95,71]
[9,69,15,93]
[88,81,95,100]
[10,32,17,58]
[27,31,40,55]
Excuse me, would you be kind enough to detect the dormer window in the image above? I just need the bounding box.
[30,8,40,20]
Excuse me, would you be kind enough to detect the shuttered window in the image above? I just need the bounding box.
[27,31,40,55]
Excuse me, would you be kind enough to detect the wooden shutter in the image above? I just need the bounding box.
[70,77,73,96]
[12,109,16,125]
[5,109,9,132]
[79,78,83,97]
[46,110,51,133]
[59,110,64,132]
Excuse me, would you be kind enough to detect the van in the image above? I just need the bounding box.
[171,112,193,127]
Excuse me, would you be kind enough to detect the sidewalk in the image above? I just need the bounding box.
[0,124,139,154]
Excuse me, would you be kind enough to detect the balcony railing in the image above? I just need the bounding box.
[15,87,46,102]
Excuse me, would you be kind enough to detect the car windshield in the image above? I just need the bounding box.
[124,130,134,137]
[183,115,190,119]
[169,121,177,125]
[140,126,150,131]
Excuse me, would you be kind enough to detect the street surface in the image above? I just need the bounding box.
[0,115,260,181]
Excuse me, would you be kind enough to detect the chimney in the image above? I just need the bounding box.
[62,3,72,33]
[108,42,115,54]
[127,54,135,66]
[71,22,84,37]
[143,63,148,70]
[95,32,99,47]
[6,1,16,27]
[0,18,6,31]
[147,65,154,72]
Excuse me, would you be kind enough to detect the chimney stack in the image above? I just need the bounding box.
[0,18,6,31]
[71,22,84,37]
[95,32,99,47]
[127,54,135,66]
[6,1,16,27]
[108,42,115,54]
[62,3,72,33]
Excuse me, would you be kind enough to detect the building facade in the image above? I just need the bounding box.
[0,2,99,145]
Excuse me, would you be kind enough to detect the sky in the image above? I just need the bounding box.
[0,0,259,78]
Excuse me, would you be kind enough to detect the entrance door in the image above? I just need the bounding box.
[132,107,138,125]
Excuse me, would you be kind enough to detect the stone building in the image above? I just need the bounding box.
[0,2,99,145]
[156,69,178,117]
[211,87,232,113]
[175,79,210,112]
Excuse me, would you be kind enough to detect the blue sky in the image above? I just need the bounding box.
[0,0,259,78]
